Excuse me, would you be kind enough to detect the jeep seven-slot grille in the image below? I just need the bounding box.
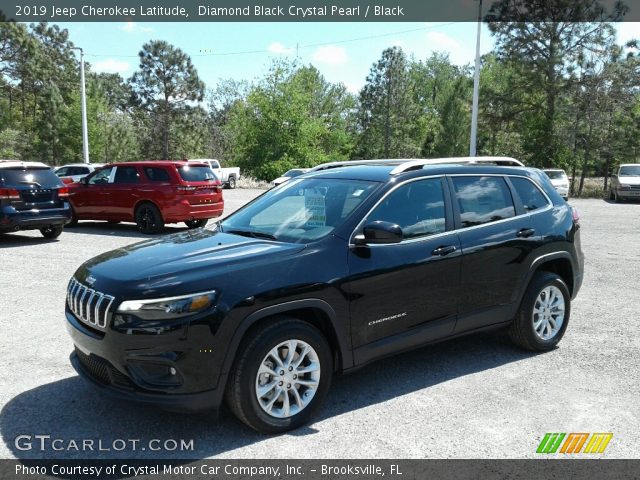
[67,278,114,330]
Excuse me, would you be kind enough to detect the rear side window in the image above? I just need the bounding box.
[144,167,171,182]
[452,176,515,228]
[178,166,217,182]
[368,178,446,239]
[113,166,140,184]
[0,168,62,188]
[510,177,549,212]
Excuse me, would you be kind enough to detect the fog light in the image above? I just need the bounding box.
[170,367,177,375]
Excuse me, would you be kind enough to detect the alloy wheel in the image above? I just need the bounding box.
[533,285,565,340]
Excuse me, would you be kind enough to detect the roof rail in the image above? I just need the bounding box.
[389,156,525,174]
[309,159,407,171]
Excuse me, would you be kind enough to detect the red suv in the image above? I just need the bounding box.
[67,161,224,234]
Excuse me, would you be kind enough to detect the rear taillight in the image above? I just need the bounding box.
[58,187,70,198]
[571,206,580,224]
[61,177,74,184]
[0,188,20,200]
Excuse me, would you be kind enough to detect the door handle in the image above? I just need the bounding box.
[517,228,535,238]
[432,245,457,256]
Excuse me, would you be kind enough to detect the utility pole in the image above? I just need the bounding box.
[469,0,482,157]
[73,47,90,164]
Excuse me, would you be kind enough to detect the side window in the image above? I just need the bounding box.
[87,167,113,185]
[113,166,140,184]
[144,167,171,182]
[510,177,549,212]
[367,178,446,239]
[56,167,69,176]
[452,176,515,228]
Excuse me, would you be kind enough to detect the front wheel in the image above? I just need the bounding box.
[40,225,63,239]
[184,219,208,229]
[509,271,570,352]
[135,203,164,234]
[225,317,332,434]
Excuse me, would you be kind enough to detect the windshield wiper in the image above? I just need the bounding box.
[19,181,43,187]
[225,229,278,241]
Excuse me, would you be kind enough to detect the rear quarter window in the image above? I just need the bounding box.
[0,168,62,188]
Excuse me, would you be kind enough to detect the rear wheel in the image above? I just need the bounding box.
[66,208,78,228]
[135,203,164,234]
[509,271,570,351]
[185,219,208,229]
[227,176,237,189]
[40,225,63,239]
[225,317,332,433]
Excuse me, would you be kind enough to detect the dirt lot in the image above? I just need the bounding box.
[0,194,638,459]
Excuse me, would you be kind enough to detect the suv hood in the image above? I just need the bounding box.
[618,176,640,186]
[75,229,305,296]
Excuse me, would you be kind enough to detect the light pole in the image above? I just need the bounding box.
[72,47,90,164]
[469,0,483,157]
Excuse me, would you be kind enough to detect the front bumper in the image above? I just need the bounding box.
[616,188,640,199]
[65,308,225,413]
[0,205,71,232]
[70,351,220,414]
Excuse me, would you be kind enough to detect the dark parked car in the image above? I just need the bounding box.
[65,157,584,433]
[0,160,71,238]
[66,161,224,234]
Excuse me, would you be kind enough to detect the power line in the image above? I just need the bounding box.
[83,22,458,58]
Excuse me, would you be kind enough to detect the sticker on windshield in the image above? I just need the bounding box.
[305,190,326,228]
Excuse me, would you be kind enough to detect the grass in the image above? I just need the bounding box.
[571,177,606,199]
[235,176,271,189]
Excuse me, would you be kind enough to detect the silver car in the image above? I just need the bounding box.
[543,169,569,200]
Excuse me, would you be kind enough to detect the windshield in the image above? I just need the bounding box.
[178,165,217,182]
[619,165,640,176]
[221,177,379,243]
[544,170,567,180]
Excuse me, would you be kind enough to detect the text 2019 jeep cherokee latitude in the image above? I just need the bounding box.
[65,158,584,433]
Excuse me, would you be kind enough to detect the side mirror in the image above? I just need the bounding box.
[354,221,403,245]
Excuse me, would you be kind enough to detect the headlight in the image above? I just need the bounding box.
[116,290,217,320]
[619,184,631,190]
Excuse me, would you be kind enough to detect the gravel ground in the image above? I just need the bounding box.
[0,194,638,459]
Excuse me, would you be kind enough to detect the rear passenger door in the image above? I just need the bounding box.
[347,177,462,363]
[449,174,548,332]
[103,166,141,220]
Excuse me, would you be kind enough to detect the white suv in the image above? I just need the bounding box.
[543,169,569,200]
[610,164,640,203]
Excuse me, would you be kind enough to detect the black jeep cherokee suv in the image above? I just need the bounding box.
[1,161,72,238]
[65,158,583,433]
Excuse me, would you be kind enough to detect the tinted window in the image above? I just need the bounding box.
[619,165,640,176]
[544,170,566,180]
[0,167,62,188]
[88,167,113,185]
[510,177,549,212]
[55,167,70,176]
[144,167,171,182]
[368,178,446,239]
[113,166,140,184]
[452,176,515,228]
[70,166,90,175]
[178,166,217,182]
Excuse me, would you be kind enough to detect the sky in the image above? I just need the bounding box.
[55,21,640,95]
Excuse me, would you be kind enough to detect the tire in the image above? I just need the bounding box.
[135,203,164,234]
[40,225,63,239]
[227,175,237,189]
[185,219,208,229]
[225,317,332,434]
[66,208,78,228]
[509,271,570,352]
[609,189,615,201]
[614,190,622,203]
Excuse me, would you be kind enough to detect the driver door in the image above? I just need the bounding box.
[71,166,113,219]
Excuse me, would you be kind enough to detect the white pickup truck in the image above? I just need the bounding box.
[189,159,241,189]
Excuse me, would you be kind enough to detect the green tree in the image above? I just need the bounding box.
[130,40,205,159]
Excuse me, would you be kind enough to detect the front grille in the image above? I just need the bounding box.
[629,185,640,191]
[75,348,133,388]
[75,348,111,385]
[67,278,114,330]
